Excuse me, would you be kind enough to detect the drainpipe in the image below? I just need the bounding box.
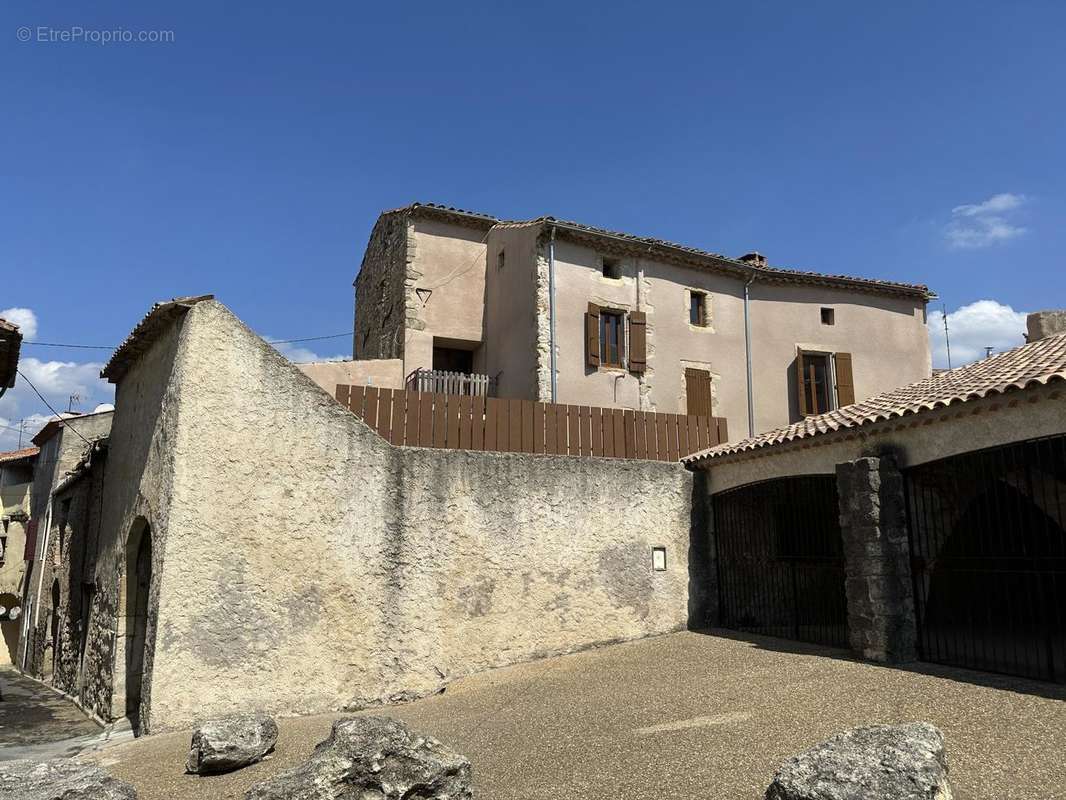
[743,271,756,438]
[548,225,558,403]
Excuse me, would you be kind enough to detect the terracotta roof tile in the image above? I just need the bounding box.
[0,446,39,464]
[685,332,1066,465]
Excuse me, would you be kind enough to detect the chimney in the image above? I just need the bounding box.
[738,252,767,268]
[1025,310,1066,342]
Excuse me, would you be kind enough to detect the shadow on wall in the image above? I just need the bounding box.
[0,593,19,665]
[690,627,1066,703]
[121,518,152,734]
[687,470,716,629]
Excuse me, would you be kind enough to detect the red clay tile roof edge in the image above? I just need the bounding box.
[684,331,1066,466]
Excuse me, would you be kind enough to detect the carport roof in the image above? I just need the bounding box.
[684,331,1066,466]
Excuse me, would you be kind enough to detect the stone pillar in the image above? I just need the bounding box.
[836,455,917,663]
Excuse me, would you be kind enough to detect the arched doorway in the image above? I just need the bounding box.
[123,520,152,731]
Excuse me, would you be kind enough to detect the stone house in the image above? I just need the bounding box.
[0,446,36,664]
[349,203,934,437]
[17,410,113,677]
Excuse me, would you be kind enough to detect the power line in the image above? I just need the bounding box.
[21,342,112,350]
[14,369,91,446]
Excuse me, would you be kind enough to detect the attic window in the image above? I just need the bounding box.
[497,248,506,270]
[602,257,622,279]
[821,307,835,326]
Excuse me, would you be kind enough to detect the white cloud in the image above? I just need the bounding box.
[266,338,347,364]
[945,193,1028,249]
[0,306,114,452]
[0,307,38,340]
[927,300,1028,369]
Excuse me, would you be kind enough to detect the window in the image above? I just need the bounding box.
[690,292,708,326]
[601,257,622,279]
[821,307,835,326]
[497,248,506,270]
[796,350,855,416]
[600,309,625,367]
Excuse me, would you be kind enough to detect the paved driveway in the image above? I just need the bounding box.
[92,630,1066,799]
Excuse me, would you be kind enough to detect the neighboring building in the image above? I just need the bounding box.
[0,317,22,397]
[18,410,113,675]
[685,320,1066,682]
[353,203,934,437]
[0,446,37,664]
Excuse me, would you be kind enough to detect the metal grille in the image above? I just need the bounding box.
[713,476,847,647]
[905,434,1066,683]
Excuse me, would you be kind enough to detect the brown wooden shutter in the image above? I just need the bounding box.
[23,519,38,561]
[685,368,712,416]
[794,350,809,417]
[629,310,647,373]
[586,303,601,367]
[834,352,855,407]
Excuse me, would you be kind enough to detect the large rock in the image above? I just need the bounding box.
[244,716,472,800]
[0,758,137,799]
[187,713,279,774]
[766,722,952,800]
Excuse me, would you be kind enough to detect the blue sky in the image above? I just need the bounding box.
[2,1,1064,447]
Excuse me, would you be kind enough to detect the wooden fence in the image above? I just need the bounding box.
[336,384,728,461]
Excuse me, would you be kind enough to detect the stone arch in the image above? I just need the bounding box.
[119,518,152,733]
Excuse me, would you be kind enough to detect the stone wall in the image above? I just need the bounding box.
[836,455,916,662]
[353,211,409,360]
[108,299,693,732]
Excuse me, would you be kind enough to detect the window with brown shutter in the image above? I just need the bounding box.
[834,352,855,406]
[629,311,647,373]
[685,368,713,416]
[586,303,600,368]
[795,350,855,415]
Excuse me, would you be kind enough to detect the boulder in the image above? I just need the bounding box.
[186,713,279,774]
[0,758,137,799]
[766,722,952,800]
[244,716,472,800]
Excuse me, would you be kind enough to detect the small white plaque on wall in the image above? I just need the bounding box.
[652,547,667,571]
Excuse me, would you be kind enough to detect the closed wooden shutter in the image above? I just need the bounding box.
[834,352,855,407]
[685,368,712,416]
[795,350,809,417]
[629,311,647,373]
[23,519,37,561]
[586,303,601,367]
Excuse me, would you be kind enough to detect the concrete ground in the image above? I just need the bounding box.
[0,666,135,762]
[79,630,1066,800]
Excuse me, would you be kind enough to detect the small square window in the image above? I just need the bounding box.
[690,292,708,326]
[497,248,506,269]
[601,257,622,279]
[821,307,835,326]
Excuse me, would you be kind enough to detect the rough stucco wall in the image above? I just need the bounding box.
[354,212,408,360]
[142,300,692,731]
[297,359,404,394]
[702,383,1066,494]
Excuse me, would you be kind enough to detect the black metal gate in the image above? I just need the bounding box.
[905,434,1066,683]
[713,476,847,647]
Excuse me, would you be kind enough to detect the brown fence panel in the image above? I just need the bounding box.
[337,384,727,462]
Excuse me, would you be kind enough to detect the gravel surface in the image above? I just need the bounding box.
[87,630,1066,799]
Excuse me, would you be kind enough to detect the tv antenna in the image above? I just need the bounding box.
[941,305,952,370]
